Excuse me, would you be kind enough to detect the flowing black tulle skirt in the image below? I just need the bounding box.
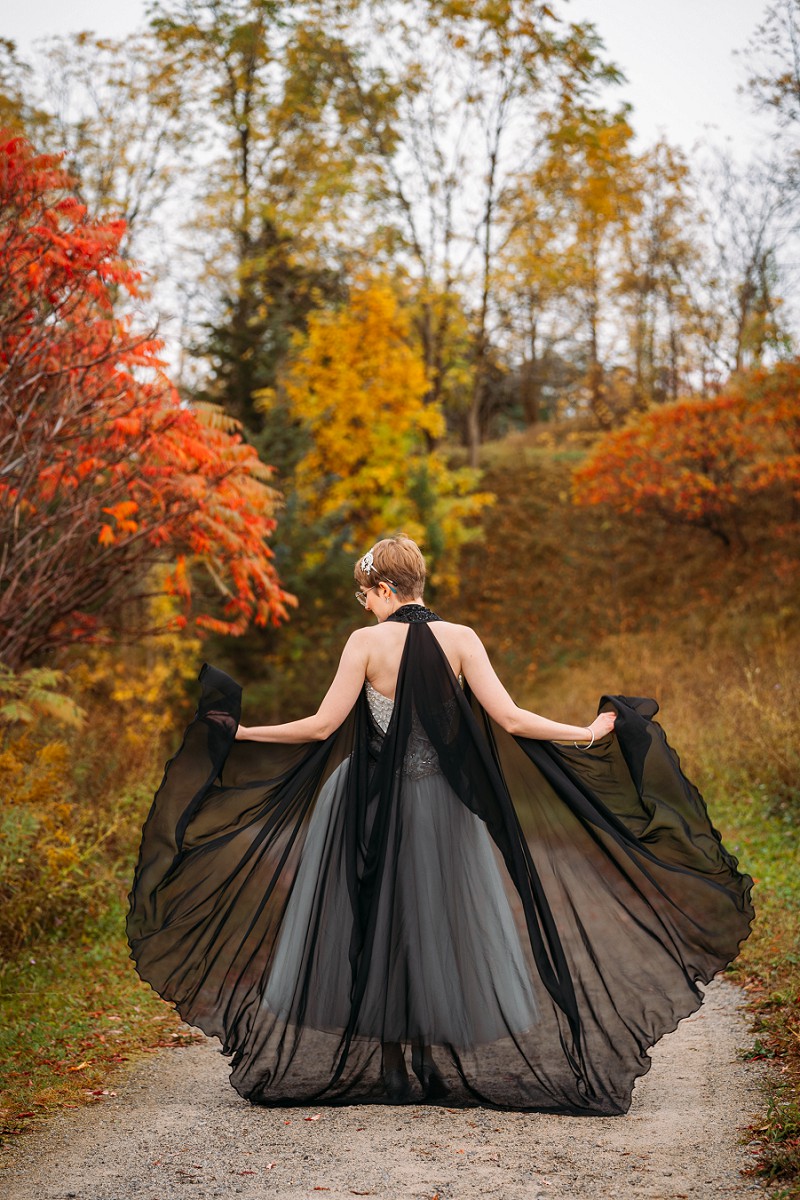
[127,617,754,1114]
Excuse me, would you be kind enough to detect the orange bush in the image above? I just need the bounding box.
[573,364,800,546]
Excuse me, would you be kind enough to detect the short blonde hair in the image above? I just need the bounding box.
[354,535,426,600]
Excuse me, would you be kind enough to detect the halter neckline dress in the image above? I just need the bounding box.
[127,604,753,1112]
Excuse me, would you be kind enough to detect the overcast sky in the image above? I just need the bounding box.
[3,0,773,155]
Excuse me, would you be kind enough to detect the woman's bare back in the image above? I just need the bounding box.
[363,619,468,699]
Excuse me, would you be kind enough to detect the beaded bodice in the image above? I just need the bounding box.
[364,680,441,781]
[364,680,394,735]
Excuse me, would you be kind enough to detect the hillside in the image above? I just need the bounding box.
[451,427,798,699]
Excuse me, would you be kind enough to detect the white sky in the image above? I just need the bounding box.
[4,1,143,47]
[564,0,770,155]
[4,0,773,157]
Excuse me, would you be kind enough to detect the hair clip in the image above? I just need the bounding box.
[361,550,376,574]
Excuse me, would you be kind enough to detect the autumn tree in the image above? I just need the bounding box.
[259,279,491,583]
[697,153,794,379]
[345,2,626,459]
[0,135,292,669]
[614,140,698,409]
[0,39,60,145]
[148,0,386,428]
[742,0,800,138]
[26,33,196,265]
[692,1,800,379]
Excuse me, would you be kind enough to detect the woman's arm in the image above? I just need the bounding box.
[235,630,370,743]
[459,628,616,743]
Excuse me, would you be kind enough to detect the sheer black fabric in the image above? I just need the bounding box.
[127,608,754,1114]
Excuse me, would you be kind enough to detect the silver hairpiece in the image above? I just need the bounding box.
[361,550,376,575]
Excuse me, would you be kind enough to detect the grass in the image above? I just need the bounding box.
[729,809,800,1195]
[722,805,800,1196]
[0,890,196,1158]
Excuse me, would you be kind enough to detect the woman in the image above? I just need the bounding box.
[128,535,753,1114]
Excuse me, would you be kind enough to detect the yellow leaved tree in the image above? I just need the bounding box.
[258,280,491,587]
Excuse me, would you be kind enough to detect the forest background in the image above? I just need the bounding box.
[0,0,799,1195]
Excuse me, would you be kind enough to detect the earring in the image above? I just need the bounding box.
[385,595,390,604]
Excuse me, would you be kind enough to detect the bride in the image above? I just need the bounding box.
[128,535,753,1113]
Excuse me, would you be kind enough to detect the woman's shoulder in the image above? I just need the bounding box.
[347,622,406,646]
[429,619,481,646]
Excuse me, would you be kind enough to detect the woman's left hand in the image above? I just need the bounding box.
[590,711,617,740]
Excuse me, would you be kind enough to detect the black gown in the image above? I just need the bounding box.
[127,605,754,1114]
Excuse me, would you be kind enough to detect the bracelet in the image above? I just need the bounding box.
[573,727,595,749]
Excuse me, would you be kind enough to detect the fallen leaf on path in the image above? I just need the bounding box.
[68,1062,89,1072]
[304,1113,322,1121]
[265,1162,276,1170]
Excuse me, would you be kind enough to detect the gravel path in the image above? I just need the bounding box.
[2,980,767,1200]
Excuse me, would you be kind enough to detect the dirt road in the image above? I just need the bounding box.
[2,980,766,1200]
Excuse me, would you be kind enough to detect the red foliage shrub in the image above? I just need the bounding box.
[573,364,800,546]
[0,135,293,667]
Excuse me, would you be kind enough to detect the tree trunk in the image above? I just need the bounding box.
[467,360,483,469]
[521,358,540,425]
